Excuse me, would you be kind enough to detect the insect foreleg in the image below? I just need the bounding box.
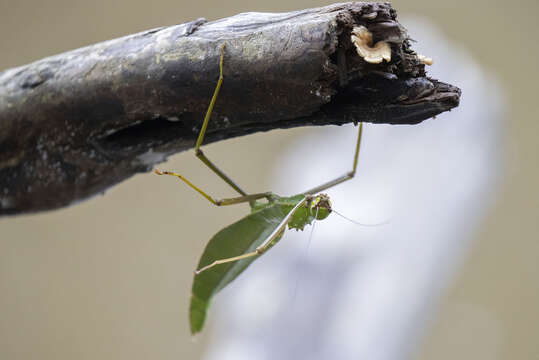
[194,197,308,275]
[302,122,363,195]
[194,251,262,275]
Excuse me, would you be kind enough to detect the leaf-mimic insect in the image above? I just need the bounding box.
[155,44,363,334]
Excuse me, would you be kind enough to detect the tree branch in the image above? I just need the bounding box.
[0,2,461,215]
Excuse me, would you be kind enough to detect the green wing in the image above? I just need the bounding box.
[189,202,290,334]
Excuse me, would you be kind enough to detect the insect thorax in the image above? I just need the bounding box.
[289,194,332,231]
[250,193,332,231]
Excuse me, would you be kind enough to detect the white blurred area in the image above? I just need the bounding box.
[203,18,503,360]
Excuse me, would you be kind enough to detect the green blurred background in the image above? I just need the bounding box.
[0,0,538,359]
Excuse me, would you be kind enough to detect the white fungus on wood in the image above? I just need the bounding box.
[350,26,392,64]
[418,54,434,65]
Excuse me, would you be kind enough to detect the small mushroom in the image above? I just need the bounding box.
[350,26,391,64]
[418,54,434,66]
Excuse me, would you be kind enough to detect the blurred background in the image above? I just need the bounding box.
[0,1,537,359]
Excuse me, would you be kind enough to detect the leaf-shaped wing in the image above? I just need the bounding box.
[189,202,289,334]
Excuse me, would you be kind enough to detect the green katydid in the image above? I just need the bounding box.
[155,44,363,334]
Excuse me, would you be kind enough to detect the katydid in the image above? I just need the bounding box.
[155,44,363,334]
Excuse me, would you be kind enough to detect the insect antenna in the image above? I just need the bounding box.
[331,209,390,227]
[305,207,320,256]
[291,206,320,306]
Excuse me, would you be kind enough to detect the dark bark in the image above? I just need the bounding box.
[0,2,461,215]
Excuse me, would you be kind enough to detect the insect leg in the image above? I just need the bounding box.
[194,43,247,196]
[302,123,363,195]
[195,197,307,274]
[154,169,272,206]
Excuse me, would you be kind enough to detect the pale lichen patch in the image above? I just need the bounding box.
[350,26,391,64]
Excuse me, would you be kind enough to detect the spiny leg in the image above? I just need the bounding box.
[302,122,363,195]
[195,197,308,274]
[154,170,272,206]
[194,43,247,196]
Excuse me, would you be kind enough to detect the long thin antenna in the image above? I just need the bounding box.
[305,207,320,256]
[291,207,320,306]
[332,209,390,227]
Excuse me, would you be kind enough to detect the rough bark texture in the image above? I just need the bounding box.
[0,2,461,215]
